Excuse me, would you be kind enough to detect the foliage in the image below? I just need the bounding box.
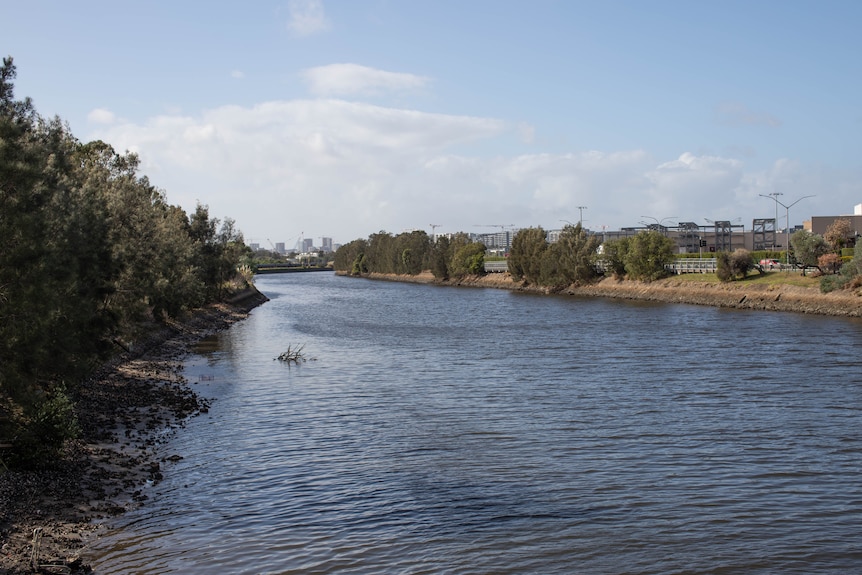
[508,227,548,283]
[333,238,367,275]
[450,242,487,277]
[818,253,842,274]
[716,249,756,282]
[624,230,675,281]
[824,218,853,252]
[555,223,600,285]
[790,230,829,274]
[820,246,862,293]
[0,58,249,464]
[334,231,432,276]
[429,236,451,279]
[12,384,80,465]
[601,237,630,278]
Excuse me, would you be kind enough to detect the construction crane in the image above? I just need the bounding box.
[429,224,441,242]
[266,238,278,256]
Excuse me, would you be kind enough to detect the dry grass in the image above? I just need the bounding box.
[667,271,821,289]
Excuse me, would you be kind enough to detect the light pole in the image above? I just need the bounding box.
[640,215,677,236]
[576,206,587,226]
[759,194,815,265]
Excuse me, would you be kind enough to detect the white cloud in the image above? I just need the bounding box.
[231,70,244,79]
[286,0,330,37]
[87,100,859,245]
[87,108,116,124]
[302,64,431,97]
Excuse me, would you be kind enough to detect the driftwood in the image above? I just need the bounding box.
[275,344,306,364]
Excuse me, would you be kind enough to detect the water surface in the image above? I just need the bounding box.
[91,272,862,574]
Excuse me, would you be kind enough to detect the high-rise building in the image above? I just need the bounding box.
[275,242,285,254]
[321,237,333,252]
[302,238,314,252]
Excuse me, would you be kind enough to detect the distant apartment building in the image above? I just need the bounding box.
[302,238,314,252]
[275,242,285,254]
[321,237,333,252]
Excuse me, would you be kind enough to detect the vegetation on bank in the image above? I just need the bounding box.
[0,58,253,466]
[335,223,860,295]
[333,230,486,280]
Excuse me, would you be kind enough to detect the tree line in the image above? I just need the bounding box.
[336,220,861,292]
[334,224,678,284]
[1,58,251,464]
[334,230,486,279]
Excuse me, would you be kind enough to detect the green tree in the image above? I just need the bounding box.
[790,230,829,274]
[624,230,675,281]
[395,230,431,275]
[556,223,600,285]
[821,245,862,292]
[450,242,487,277]
[717,248,755,282]
[508,227,548,283]
[600,236,630,278]
[334,239,367,274]
[429,236,451,279]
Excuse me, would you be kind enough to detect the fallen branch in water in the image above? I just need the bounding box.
[275,344,306,364]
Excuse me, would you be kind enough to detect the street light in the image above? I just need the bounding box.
[576,206,587,226]
[640,215,677,236]
[759,194,815,266]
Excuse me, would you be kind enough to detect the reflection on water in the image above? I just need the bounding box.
[91,273,862,574]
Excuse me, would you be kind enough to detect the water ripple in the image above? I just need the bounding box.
[90,274,862,574]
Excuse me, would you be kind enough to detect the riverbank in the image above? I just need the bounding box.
[0,287,269,575]
[353,271,862,317]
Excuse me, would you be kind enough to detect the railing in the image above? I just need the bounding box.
[484,260,509,273]
[670,258,717,274]
[486,257,803,275]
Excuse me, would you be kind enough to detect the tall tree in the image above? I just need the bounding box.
[624,230,675,281]
[508,227,548,283]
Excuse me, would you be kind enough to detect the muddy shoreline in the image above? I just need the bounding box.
[352,271,862,317]
[0,287,269,574]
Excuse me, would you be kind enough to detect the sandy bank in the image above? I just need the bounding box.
[349,271,862,318]
[0,287,269,575]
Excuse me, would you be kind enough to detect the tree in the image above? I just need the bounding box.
[429,236,451,279]
[717,249,755,281]
[508,227,548,283]
[333,239,367,274]
[556,223,600,285]
[821,245,862,292]
[818,253,842,274]
[624,230,675,281]
[824,218,853,252]
[601,237,630,278]
[790,230,829,274]
[450,242,487,277]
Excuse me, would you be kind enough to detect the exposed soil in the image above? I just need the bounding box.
[358,271,862,317]
[0,287,269,575]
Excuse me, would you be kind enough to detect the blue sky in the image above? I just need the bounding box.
[7,0,862,247]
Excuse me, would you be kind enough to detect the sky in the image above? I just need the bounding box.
[6,0,862,248]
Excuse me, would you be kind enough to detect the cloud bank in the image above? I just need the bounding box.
[86,64,859,244]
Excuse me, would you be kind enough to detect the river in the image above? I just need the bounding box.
[90,272,862,574]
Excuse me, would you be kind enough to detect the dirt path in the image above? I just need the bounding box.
[0,288,269,575]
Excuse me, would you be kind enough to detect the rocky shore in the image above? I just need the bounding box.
[356,271,862,317]
[0,287,269,575]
